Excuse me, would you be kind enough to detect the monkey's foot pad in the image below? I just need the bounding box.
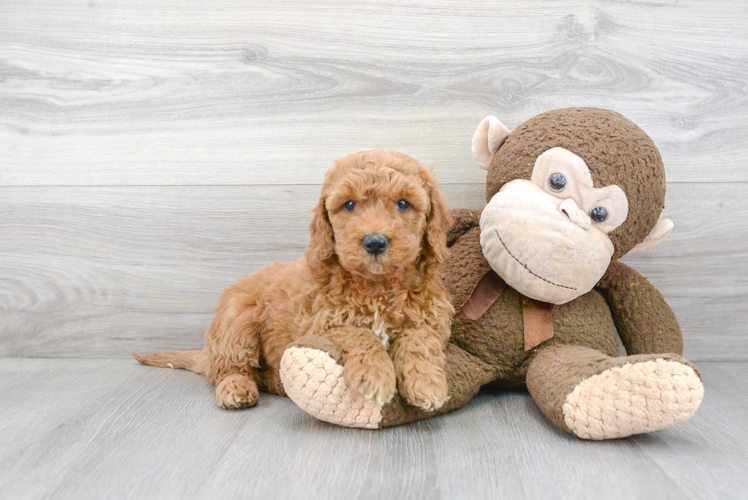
[280,344,383,429]
[563,359,704,440]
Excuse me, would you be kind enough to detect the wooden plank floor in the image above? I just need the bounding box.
[0,359,745,500]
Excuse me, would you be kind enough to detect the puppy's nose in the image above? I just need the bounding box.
[362,234,389,255]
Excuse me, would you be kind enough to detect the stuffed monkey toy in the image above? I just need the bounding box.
[279,108,704,439]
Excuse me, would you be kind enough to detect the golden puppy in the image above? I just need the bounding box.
[135,150,454,411]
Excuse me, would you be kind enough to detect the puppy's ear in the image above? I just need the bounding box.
[305,191,335,271]
[422,171,452,265]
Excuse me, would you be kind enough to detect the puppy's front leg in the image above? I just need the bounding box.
[318,327,396,405]
[391,326,449,412]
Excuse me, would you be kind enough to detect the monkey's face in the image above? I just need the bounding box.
[479,147,629,305]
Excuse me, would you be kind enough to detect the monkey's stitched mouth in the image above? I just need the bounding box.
[494,229,577,291]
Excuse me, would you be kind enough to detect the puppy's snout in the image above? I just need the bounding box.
[362,234,389,256]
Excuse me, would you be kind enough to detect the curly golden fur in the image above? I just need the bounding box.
[134,150,454,411]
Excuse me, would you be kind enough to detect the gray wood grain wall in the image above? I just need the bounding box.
[1,0,746,360]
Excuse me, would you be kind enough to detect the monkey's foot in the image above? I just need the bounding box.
[280,337,383,429]
[562,358,704,440]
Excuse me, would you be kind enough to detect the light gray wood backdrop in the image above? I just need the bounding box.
[1,0,746,360]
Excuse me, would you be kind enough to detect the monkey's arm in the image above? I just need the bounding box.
[447,208,482,246]
[598,260,683,355]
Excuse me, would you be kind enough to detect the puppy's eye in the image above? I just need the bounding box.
[589,206,608,222]
[549,173,567,192]
[344,200,356,212]
[397,200,410,211]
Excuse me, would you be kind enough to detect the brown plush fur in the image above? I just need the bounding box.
[328,109,694,430]
[135,150,454,410]
[486,108,666,259]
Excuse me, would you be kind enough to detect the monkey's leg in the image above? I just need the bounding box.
[280,337,495,429]
[526,345,704,440]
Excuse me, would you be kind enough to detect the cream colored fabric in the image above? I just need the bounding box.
[480,180,615,305]
[472,115,511,170]
[280,346,383,429]
[559,198,591,230]
[529,148,629,234]
[478,147,636,305]
[562,359,704,440]
[627,219,674,255]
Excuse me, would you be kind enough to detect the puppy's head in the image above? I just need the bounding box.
[306,150,451,280]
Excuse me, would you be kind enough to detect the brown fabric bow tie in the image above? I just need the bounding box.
[460,269,554,351]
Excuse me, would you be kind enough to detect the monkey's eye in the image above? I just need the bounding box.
[549,173,567,192]
[589,206,609,223]
[344,200,357,212]
[397,200,410,211]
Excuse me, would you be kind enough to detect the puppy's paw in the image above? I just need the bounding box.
[399,369,449,412]
[216,374,259,409]
[344,354,397,406]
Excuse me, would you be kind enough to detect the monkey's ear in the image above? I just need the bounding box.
[626,219,673,255]
[472,115,511,170]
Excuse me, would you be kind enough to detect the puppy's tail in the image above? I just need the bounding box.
[133,348,209,376]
